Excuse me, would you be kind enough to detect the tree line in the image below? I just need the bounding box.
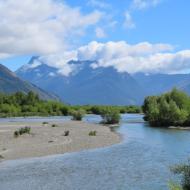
[0,91,141,124]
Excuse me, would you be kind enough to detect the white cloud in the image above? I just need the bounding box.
[88,0,111,9]
[131,0,161,10]
[36,41,190,76]
[39,51,78,76]
[95,27,106,38]
[124,12,136,29]
[0,0,102,58]
[124,0,162,30]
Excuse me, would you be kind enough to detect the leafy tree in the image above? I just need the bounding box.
[143,89,190,127]
[70,109,85,121]
[100,107,121,124]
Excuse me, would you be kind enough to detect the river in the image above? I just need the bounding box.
[0,114,190,190]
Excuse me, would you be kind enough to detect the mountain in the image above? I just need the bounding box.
[17,57,190,105]
[0,63,59,101]
[133,73,190,96]
[16,58,146,105]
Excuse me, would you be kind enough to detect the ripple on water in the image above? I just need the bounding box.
[0,114,190,190]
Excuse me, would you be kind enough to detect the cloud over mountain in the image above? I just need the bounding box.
[34,41,190,76]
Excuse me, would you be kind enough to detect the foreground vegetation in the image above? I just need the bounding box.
[14,127,31,137]
[170,159,190,190]
[143,89,190,127]
[0,92,141,124]
[100,107,121,124]
[0,92,69,117]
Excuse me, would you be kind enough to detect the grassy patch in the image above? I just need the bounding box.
[0,155,4,159]
[51,124,58,128]
[89,131,97,136]
[70,109,85,121]
[63,130,69,136]
[42,121,49,125]
[14,127,31,137]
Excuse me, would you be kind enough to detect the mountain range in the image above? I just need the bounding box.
[133,73,190,96]
[15,57,190,105]
[16,58,146,105]
[0,63,59,101]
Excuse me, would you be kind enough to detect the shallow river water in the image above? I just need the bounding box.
[0,114,190,190]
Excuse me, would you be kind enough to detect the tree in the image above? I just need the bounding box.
[70,109,85,121]
[143,96,159,124]
[142,89,190,127]
[100,108,121,124]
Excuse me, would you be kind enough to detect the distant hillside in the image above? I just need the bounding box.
[16,58,146,105]
[133,73,190,95]
[16,57,190,105]
[0,63,59,101]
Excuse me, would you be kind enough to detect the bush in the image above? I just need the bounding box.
[0,155,4,159]
[143,88,190,127]
[63,130,70,136]
[0,92,142,118]
[42,121,49,125]
[100,108,121,124]
[70,109,85,121]
[51,124,58,128]
[170,159,190,190]
[89,131,97,136]
[14,127,31,137]
[14,130,19,138]
[169,182,183,190]
[19,127,31,135]
[70,105,142,115]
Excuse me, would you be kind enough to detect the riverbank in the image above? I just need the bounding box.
[0,120,121,161]
[169,126,190,130]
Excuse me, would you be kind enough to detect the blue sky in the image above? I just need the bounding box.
[0,0,190,73]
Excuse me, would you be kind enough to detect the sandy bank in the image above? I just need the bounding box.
[169,126,190,130]
[0,120,121,161]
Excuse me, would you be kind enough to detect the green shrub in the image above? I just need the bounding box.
[0,92,142,118]
[51,124,58,128]
[170,159,190,190]
[169,182,183,190]
[70,109,85,121]
[42,121,49,125]
[18,127,31,135]
[143,88,190,127]
[14,130,19,137]
[14,127,31,137]
[100,108,121,124]
[0,155,4,159]
[63,130,70,136]
[89,131,97,136]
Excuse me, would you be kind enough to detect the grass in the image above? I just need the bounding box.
[51,124,58,128]
[63,130,69,136]
[0,155,4,159]
[89,131,97,136]
[42,121,49,125]
[14,127,31,138]
[70,109,85,121]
